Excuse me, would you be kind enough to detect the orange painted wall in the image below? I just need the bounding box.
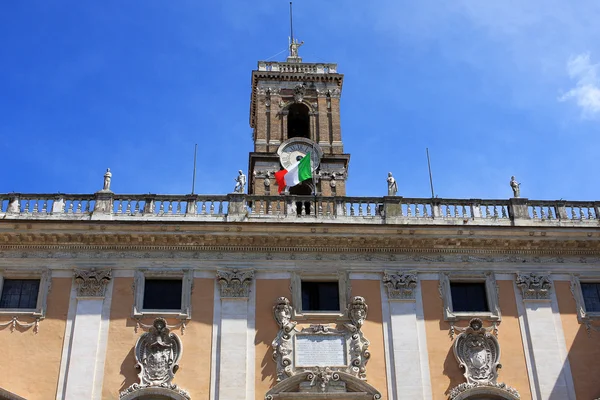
[254,279,291,400]
[0,277,71,400]
[556,280,600,399]
[421,279,532,400]
[351,279,389,400]
[102,277,214,400]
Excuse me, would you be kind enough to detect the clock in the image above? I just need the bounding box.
[277,138,323,171]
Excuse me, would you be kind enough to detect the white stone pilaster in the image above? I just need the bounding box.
[57,269,112,400]
[382,272,432,400]
[515,275,576,400]
[213,269,254,400]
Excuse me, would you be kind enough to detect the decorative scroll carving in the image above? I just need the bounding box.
[449,318,519,400]
[347,296,368,330]
[216,269,254,298]
[120,318,189,399]
[516,273,552,300]
[73,268,111,297]
[271,296,372,384]
[383,271,417,300]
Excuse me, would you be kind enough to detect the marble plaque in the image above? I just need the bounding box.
[295,335,347,367]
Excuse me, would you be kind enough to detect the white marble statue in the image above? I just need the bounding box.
[234,170,246,194]
[387,172,398,196]
[103,168,112,192]
[510,176,521,198]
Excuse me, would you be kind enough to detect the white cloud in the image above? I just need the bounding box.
[559,52,600,118]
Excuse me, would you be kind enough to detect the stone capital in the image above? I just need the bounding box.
[382,271,418,300]
[216,269,254,298]
[73,268,112,297]
[516,272,552,300]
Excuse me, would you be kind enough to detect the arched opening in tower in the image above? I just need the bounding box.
[287,103,310,139]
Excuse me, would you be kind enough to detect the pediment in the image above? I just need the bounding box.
[265,371,381,400]
[0,388,26,400]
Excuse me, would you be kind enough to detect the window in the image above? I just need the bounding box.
[571,275,600,327]
[0,269,51,318]
[287,103,310,139]
[133,270,193,319]
[439,272,501,322]
[301,281,340,311]
[0,279,40,309]
[450,282,489,312]
[143,279,182,310]
[291,272,349,319]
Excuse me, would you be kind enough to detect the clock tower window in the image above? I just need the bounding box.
[287,103,310,139]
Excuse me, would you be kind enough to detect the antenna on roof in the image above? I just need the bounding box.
[426,148,436,198]
[288,2,303,62]
[191,144,198,194]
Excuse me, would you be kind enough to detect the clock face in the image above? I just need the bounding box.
[278,140,321,170]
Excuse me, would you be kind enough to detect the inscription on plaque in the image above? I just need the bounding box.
[295,335,347,367]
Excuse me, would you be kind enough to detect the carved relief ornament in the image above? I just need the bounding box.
[383,271,417,300]
[516,272,552,300]
[449,318,519,400]
[216,269,254,298]
[73,268,111,297]
[120,318,189,400]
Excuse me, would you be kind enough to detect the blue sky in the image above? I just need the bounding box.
[1,1,599,200]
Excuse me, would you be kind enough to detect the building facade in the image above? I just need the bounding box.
[0,50,599,400]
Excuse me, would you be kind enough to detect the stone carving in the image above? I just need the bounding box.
[102,168,112,192]
[510,176,521,198]
[449,318,519,400]
[216,269,254,298]
[347,296,368,330]
[293,83,306,103]
[73,268,111,297]
[449,382,520,400]
[274,297,297,332]
[290,38,304,58]
[120,318,189,400]
[387,172,398,196]
[383,271,418,300]
[516,273,552,300]
[234,170,246,193]
[271,297,372,383]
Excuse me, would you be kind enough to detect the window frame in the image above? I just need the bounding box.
[439,272,501,322]
[0,269,51,318]
[133,269,193,320]
[570,274,600,325]
[291,271,349,319]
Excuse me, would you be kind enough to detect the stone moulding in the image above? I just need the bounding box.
[216,268,254,298]
[516,272,552,300]
[449,318,519,400]
[382,271,417,300]
[271,296,373,386]
[120,318,189,400]
[73,268,111,297]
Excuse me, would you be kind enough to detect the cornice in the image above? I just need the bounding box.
[0,231,599,257]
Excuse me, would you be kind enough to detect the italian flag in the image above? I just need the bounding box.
[275,153,312,193]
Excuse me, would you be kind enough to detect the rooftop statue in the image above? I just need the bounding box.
[387,172,398,196]
[510,176,521,198]
[290,38,304,58]
[102,168,112,192]
[234,170,246,194]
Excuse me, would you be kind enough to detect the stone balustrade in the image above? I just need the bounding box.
[1,192,599,226]
[257,61,338,74]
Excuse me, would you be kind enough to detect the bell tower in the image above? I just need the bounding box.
[248,40,350,196]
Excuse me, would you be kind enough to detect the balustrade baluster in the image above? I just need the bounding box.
[218,202,223,214]
[24,201,30,213]
[580,207,586,219]
[210,202,215,214]
[570,208,576,219]
[423,204,429,218]
[134,202,140,214]
[33,202,39,213]
[532,207,538,219]
[76,202,82,213]
[541,208,547,219]
[366,203,371,216]
[126,201,132,214]
[68,202,74,213]
[350,204,355,216]
[167,202,173,214]
[41,201,47,213]
[159,202,164,214]
[117,202,122,214]
[588,207,594,219]
[415,204,421,217]
[201,201,207,214]
[445,205,451,218]
[407,204,412,217]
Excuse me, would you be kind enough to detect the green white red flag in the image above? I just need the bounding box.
[275,153,312,193]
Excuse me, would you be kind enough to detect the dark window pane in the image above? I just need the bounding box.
[581,283,600,312]
[0,279,40,309]
[450,282,489,312]
[301,281,339,311]
[143,279,182,310]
